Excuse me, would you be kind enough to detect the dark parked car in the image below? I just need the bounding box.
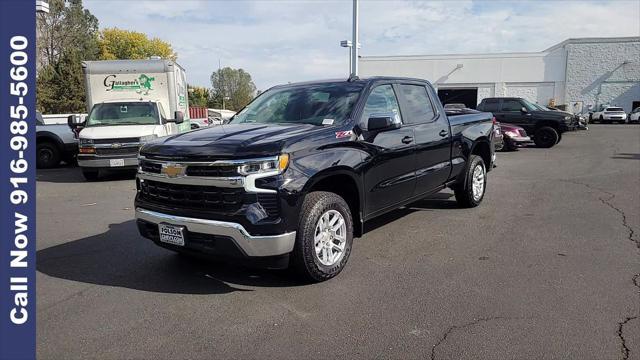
[499,123,531,151]
[477,97,573,148]
[135,77,495,282]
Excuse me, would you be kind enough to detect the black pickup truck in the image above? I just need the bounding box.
[135,77,495,281]
[477,97,574,148]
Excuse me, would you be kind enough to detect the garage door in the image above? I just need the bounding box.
[506,83,555,106]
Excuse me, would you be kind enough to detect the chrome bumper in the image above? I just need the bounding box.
[135,208,296,257]
[78,157,138,168]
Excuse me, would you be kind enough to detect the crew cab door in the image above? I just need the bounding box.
[359,83,416,218]
[396,83,452,196]
[500,99,530,128]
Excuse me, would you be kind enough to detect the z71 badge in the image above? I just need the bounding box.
[335,131,353,139]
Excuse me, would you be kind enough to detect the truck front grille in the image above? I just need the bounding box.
[92,137,140,144]
[139,180,244,213]
[95,147,139,157]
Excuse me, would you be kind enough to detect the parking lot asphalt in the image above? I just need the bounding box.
[36,125,639,360]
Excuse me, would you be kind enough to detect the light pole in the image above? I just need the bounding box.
[351,0,359,78]
[340,40,353,75]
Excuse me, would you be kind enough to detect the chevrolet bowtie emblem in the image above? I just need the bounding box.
[161,164,185,178]
[111,143,122,148]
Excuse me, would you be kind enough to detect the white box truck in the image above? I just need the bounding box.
[69,59,192,180]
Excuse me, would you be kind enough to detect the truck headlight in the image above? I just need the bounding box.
[504,131,519,137]
[564,116,571,121]
[139,134,158,143]
[79,138,93,145]
[237,154,289,176]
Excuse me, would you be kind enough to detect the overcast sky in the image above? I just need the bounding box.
[84,0,639,90]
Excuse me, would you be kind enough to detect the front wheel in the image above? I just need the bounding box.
[36,142,61,169]
[454,155,486,208]
[533,126,559,148]
[291,191,353,282]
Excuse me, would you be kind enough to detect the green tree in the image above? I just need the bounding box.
[98,28,177,61]
[36,0,100,113]
[210,67,257,111]
[188,85,211,108]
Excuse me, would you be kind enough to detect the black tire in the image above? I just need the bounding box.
[290,191,353,282]
[599,115,605,124]
[454,155,487,208]
[36,141,61,169]
[533,126,559,148]
[81,168,100,181]
[502,139,516,151]
[556,132,562,144]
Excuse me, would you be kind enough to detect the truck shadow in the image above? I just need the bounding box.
[37,220,302,295]
[36,166,136,183]
[38,193,459,294]
[364,192,457,233]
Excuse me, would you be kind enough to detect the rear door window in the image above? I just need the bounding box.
[398,84,436,124]
[501,99,523,112]
[479,99,499,112]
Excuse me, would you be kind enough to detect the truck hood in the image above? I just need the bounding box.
[530,110,569,120]
[79,124,160,140]
[140,123,324,160]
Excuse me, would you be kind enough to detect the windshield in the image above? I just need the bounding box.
[531,103,550,111]
[86,102,160,127]
[607,107,624,112]
[520,99,542,111]
[230,82,364,126]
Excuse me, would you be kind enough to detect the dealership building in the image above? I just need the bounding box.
[360,37,640,113]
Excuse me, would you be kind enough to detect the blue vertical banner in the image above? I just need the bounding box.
[0,0,36,359]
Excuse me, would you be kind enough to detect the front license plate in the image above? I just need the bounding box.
[109,158,125,167]
[158,224,185,246]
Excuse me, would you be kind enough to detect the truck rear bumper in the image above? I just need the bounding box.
[135,207,296,257]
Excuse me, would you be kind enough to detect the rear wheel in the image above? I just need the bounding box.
[36,141,61,169]
[81,169,100,181]
[454,155,486,208]
[291,191,353,282]
[533,126,559,148]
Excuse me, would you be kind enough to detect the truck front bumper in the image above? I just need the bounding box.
[78,156,138,168]
[135,207,296,258]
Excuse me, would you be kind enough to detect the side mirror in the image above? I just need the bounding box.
[520,107,528,113]
[367,113,401,132]
[172,111,185,124]
[67,114,85,138]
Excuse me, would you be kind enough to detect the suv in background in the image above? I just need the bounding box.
[591,106,628,124]
[477,97,573,148]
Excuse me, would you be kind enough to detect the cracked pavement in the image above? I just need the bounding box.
[36,125,639,359]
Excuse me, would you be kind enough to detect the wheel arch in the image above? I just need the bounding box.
[302,168,364,237]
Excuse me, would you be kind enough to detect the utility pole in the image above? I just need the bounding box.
[351,0,359,78]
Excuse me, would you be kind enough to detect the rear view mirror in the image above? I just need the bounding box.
[520,107,528,113]
[367,113,401,132]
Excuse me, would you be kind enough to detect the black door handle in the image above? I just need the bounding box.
[439,130,448,137]
[401,136,413,144]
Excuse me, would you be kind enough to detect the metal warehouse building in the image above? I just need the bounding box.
[360,37,640,113]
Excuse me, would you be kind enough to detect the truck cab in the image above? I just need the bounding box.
[72,100,185,180]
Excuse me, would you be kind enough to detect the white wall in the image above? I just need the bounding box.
[563,39,640,112]
[360,48,566,106]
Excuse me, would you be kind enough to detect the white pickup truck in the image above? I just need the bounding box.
[69,59,192,180]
